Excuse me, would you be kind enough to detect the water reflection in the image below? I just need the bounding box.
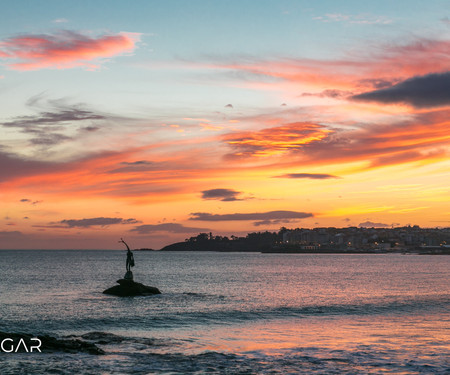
[0,251,449,374]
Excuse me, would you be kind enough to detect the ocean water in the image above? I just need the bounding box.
[0,250,449,374]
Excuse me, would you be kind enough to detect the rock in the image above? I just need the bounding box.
[103,279,161,297]
[0,331,104,355]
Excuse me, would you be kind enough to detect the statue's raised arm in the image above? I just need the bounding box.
[119,238,130,251]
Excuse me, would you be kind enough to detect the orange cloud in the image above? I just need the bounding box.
[0,141,227,203]
[0,30,140,71]
[222,112,450,170]
[223,122,331,158]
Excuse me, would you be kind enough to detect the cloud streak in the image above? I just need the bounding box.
[2,108,106,128]
[108,160,160,174]
[59,217,140,228]
[358,221,391,228]
[275,173,340,179]
[313,13,392,25]
[0,231,23,237]
[0,30,140,70]
[0,150,63,182]
[20,198,42,205]
[201,188,244,201]
[0,96,128,151]
[189,210,313,221]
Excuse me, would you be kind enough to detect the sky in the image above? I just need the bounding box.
[1,0,450,249]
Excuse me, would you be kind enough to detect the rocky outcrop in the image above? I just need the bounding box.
[103,279,161,297]
[0,331,104,355]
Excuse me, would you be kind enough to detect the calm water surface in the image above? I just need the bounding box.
[0,251,449,374]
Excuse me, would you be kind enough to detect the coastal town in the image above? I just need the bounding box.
[159,225,450,254]
[276,225,450,253]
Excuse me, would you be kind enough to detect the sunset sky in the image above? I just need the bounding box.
[1,0,450,249]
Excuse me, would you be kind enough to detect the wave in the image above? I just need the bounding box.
[72,331,177,348]
[1,332,448,375]
[1,295,448,334]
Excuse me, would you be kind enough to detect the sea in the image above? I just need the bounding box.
[0,250,449,374]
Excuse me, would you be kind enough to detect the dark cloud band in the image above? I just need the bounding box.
[201,188,243,201]
[60,217,140,228]
[352,71,450,108]
[189,210,313,221]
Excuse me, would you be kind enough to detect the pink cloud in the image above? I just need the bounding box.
[0,30,140,71]
[209,38,450,93]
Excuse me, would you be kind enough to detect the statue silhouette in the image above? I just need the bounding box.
[119,238,135,272]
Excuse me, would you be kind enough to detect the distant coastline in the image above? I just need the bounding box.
[137,225,450,255]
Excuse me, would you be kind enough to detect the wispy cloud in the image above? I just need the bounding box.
[52,18,68,24]
[313,13,392,25]
[189,211,313,221]
[108,160,160,174]
[201,188,245,201]
[0,30,140,70]
[20,198,42,205]
[0,231,23,237]
[2,108,106,128]
[274,173,340,179]
[253,218,301,227]
[0,95,128,152]
[59,217,141,228]
[300,89,351,99]
[1,107,102,147]
[0,150,63,182]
